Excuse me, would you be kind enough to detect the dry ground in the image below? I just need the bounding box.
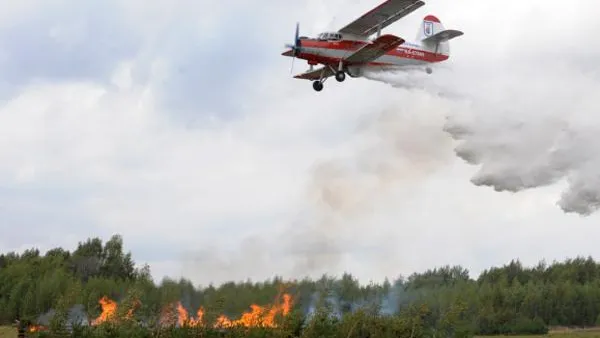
[477,327,600,338]
[0,326,15,338]
[2,325,600,338]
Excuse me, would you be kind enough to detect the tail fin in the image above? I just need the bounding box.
[416,15,463,56]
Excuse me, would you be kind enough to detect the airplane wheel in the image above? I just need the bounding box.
[426,67,433,74]
[335,71,345,82]
[313,81,323,91]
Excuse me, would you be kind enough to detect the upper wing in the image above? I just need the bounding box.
[293,66,335,81]
[338,0,425,37]
[344,34,405,64]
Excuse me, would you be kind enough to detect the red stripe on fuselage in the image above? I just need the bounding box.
[284,39,449,66]
[294,53,390,67]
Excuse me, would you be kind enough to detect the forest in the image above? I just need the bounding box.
[1,234,600,337]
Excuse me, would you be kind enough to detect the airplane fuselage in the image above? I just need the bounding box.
[283,37,448,76]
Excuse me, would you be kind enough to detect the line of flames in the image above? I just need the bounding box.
[29,293,292,331]
[98,293,292,328]
[28,324,45,332]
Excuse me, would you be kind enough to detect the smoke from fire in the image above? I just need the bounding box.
[181,85,459,282]
[287,87,456,276]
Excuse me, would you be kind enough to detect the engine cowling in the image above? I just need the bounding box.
[345,65,363,78]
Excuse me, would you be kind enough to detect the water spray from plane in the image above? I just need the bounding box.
[367,60,600,216]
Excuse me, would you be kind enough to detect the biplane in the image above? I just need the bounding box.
[282,0,463,91]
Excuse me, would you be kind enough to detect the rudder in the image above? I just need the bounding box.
[416,15,462,56]
[417,15,445,41]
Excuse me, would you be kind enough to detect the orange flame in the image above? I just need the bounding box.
[28,324,46,332]
[125,298,141,320]
[90,295,140,325]
[159,303,178,327]
[215,315,233,328]
[189,307,204,326]
[176,302,189,327]
[91,296,117,325]
[212,293,292,328]
[89,292,291,329]
[166,301,204,327]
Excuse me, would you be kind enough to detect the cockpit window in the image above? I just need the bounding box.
[318,32,342,41]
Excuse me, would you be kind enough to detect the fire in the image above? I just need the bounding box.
[231,292,292,328]
[215,315,233,328]
[125,298,141,320]
[176,302,189,326]
[159,302,178,327]
[90,295,141,325]
[91,296,117,325]
[28,325,46,332]
[165,301,204,327]
[189,307,204,326]
[88,292,292,329]
[177,293,293,329]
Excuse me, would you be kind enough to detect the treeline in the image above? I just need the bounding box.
[2,234,600,337]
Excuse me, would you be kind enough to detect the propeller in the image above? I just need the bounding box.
[284,22,302,74]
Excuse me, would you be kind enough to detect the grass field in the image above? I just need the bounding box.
[476,327,600,338]
[0,326,15,338]
[475,334,600,338]
[2,325,600,338]
[476,334,600,338]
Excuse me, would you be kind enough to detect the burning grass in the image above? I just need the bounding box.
[16,293,438,337]
[84,293,292,329]
[22,292,296,337]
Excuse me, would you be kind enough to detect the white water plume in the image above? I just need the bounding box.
[365,59,600,216]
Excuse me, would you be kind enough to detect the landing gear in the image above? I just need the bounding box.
[312,80,323,92]
[312,67,330,92]
[426,67,433,74]
[309,61,347,92]
[335,59,346,82]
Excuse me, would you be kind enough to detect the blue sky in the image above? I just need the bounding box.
[1,0,600,286]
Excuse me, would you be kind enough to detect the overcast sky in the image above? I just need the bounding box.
[1,0,599,287]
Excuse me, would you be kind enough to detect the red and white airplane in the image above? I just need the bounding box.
[282,0,463,92]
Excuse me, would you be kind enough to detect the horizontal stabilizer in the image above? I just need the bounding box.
[344,34,405,64]
[422,29,463,43]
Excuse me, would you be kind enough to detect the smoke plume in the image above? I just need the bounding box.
[36,304,89,327]
[183,84,458,282]
[287,87,456,276]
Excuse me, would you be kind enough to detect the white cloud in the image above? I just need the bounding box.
[1,0,600,287]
